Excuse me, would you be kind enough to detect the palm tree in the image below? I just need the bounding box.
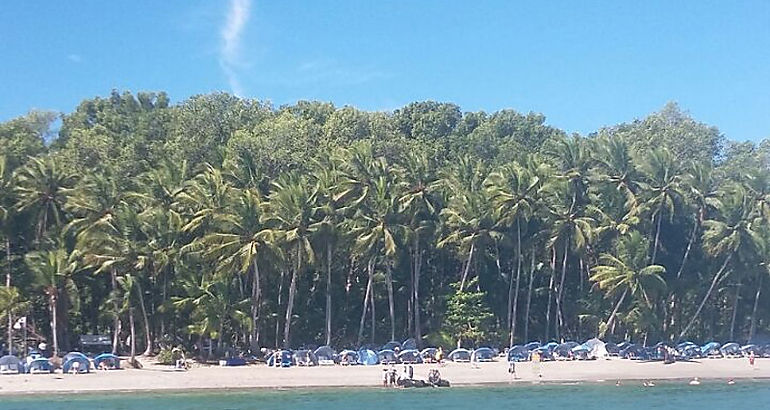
[14,156,76,242]
[679,186,762,340]
[638,148,684,264]
[265,172,314,349]
[485,160,541,345]
[0,156,15,351]
[590,231,666,337]
[26,247,79,356]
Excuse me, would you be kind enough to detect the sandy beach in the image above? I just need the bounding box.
[0,358,766,395]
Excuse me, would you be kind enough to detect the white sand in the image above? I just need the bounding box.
[0,358,767,395]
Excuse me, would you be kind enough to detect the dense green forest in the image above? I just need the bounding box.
[1,90,769,360]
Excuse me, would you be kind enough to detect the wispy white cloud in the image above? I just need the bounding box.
[67,54,82,63]
[220,0,251,96]
[265,59,389,87]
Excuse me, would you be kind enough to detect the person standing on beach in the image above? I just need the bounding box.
[383,368,389,387]
[749,352,755,367]
[508,361,517,380]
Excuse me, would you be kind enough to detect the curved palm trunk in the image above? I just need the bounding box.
[459,241,475,292]
[651,206,663,264]
[385,260,395,341]
[555,237,569,339]
[275,269,285,348]
[325,243,332,346]
[679,254,732,340]
[413,239,422,347]
[250,261,262,350]
[545,247,556,341]
[282,243,301,349]
[676,216,700,279]
[128,307,136,362]
[602,288,628,338]
[729,282,741,341]
[509,220,522,346]
[748,274,763,343]
[136,281,152,356]
[110,268,121,355]
[6,237,12,355]
[49,292,59,357]
[357,258,374,344]
[524,246,535,343]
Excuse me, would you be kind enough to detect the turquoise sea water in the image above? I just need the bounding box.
[0,382,767,410]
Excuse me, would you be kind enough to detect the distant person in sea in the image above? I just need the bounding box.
[689,377,701,386]
[728,379,736,385]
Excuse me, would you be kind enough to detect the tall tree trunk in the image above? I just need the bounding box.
[136,281,152,356]
[679,254,732,340]
[524,246,535,343]
[275,269,285,348]
[325,243,332,346]
[370,267,376,344]
[357,258,374,344]
[110,268,121,355]
[555,237,569,340]
[748,274,763,343]
[651,205,663,264]
[676,216,699,279]
[545,247,556,341]
[459,240,475,291]
[510,220,522,346]
[729,282,741,341]
[413,238,422,347]
[251,261,262,350]
[282,243,301,349]
[385,260,395,341]
[50,293,59,357]
[129,307,136,362]
[602,288,628,338]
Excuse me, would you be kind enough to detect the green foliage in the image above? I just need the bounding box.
[442,279,496,346]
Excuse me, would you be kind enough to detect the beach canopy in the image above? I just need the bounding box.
[339,349,359,365]
[380,341,401,352]
[401,338,417,351]
[554,342,579,358]
[0,355,22,374]
[720,343,740,356]
[378,349,398,364]
[27,358,53,374]
[741,344,760,355]
[507,345,529,362]
[293,350,318,366]
[448,348,471,362]
[471,347,495,362]
[604,342,620,356]
[398,349,422,364]
[313,346,336,364]
[619,344,646,359]
[524,341,541,352]
[583,338,608,359]
[63,352,88,362]
[94,353,120,369]
[63,355,91,373]
[357,349,378,365]
[700,342,721,356]
[420,348,437,362]
[267,350,293,367]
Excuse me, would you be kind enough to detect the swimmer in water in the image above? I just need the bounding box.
[689,377,701,386]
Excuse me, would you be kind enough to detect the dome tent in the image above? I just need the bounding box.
[94,353,121,370]
[0,355,22,374]
[27,358,53,374]
[62,352,91,374]
[313,346,336,365]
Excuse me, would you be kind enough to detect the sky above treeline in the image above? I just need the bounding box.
[1,1,768,141]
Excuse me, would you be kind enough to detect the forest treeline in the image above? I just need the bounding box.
[1,90,769,359]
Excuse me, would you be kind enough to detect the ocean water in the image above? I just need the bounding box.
[0,382,767,410]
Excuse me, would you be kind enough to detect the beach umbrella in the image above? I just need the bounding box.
[604,342,621,356]
[357,349,378,365]
[62,355,91,374]
[720,343,740,357]
[27,358,53,374]
[448,348,471,362]
[377,349,398,364]
[507,345,529,362]
[93,353,121,370]
[313,346,337,365]
[380,341,401,352]
[583,338,608,359]
[397,349,423,364]
[554,342,579,359]
[471,347,495,362]
[400,338,417,351]
[700,342,721,357]
[0,355,22,374]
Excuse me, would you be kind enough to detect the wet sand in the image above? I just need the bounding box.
[0,357,766,395]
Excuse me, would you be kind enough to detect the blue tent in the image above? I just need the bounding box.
[313,346,336,363]
[741,344,760,356]
[554,342,579,359]
[339,349,359,365]
[63,352,88,362]
[619,344,646,359]
[398,349,422,364]
[524,341,541,352]
[420,348,438,363]
[380,341,401,352]
[266,350,293,367]
[448,348,471,362]
[0,355,22,374]
[293,350,318,366]
[720,342,741,357]
[701,342,721,357]
[400,338,417,351]
[94,353,121,370]
[357,349,378,365]
[507,345,529,362]
[63,355,91,374]
[377,349,398,364]
[27,358,53,374]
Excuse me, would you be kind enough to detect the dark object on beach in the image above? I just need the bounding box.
[398,378,449,388]
[554,342,579,360]
[619,344,647,360]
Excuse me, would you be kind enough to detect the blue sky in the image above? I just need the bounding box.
[1,1,768,141]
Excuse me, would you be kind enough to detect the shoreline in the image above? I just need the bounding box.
[0,358,767,396]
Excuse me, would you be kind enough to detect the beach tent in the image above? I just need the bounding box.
[420,348,438,363]
[401,338,417,351]
[700,342,721,358]
[380,341,401,352]
[313,346,336,365]
[94,353,121,370]
[619,344,646,360]
[524,341,541,352]
[0,355,22,374]
[720,343,741,357]
[63,355,91,374]
[357,349,378,366]
[448,348,471,362]
[604,342,621,356]
[762,344,770,358]
[740,344,760,356]
[471,347,495,362]
[398,349,422,364]
[571,345,591,360]
[266,350,293,367]
[584,338,608,359]
[377,349,398,364]
[293,350,318,366]
[27,358,53,374]
[554,342,579,359]
[339,350,359,365]
[507,345,529,362]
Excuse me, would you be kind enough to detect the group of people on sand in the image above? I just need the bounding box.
[382,365,415,387]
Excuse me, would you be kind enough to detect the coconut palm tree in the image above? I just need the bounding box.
[590,231,666,337]
[14,156,77,242]
[638,148,684,264]
[26,246,79,356]
[679,186,762,340]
